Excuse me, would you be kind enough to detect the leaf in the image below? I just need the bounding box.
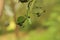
[17,16,26,26]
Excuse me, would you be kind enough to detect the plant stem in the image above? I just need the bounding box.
[0,0,5,35]
[29,0,36,13]
[27,0,36,23]
[10,0,20,40]
[0,0,5,18]
[27,0,36,15]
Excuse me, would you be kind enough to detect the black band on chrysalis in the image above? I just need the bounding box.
[19,0,28,3]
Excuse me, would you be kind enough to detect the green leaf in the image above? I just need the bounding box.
[17,16,26,26]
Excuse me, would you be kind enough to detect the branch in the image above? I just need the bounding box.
[10,0,20,40]
[0,0,5,18]
[28,0,36,13]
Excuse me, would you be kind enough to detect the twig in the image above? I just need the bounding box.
[28,0,36,13]
[26,0,36,25]
[0,0,5,34]
[0,0,5,18]
[10,0,20,40]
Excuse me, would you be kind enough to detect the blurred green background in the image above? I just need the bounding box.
[0,0,60,40]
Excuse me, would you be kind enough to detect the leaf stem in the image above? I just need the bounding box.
[26,0,36,23]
